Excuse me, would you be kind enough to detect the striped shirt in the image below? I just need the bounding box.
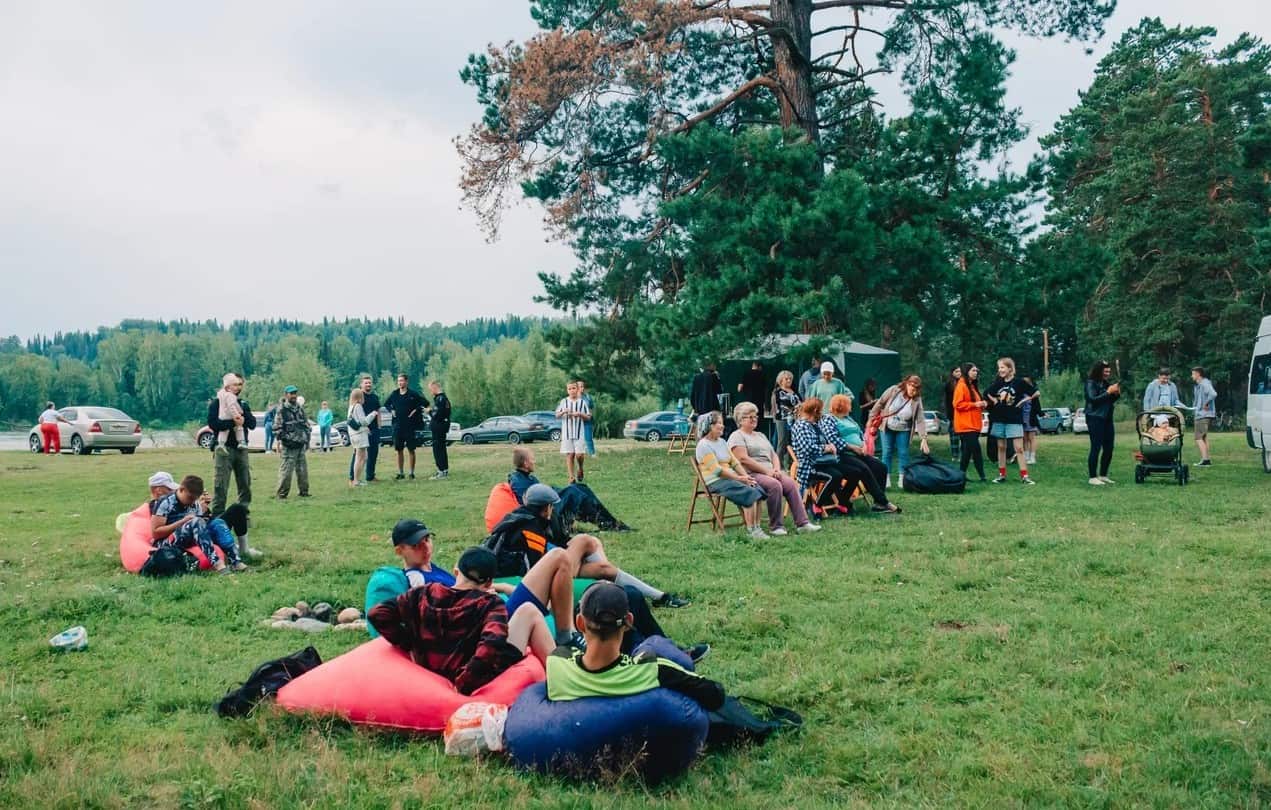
[556,396,590,441]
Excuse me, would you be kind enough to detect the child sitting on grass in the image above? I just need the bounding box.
[546,581,725,710]
[150,475,246,573]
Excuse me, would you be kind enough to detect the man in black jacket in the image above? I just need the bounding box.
[385,373,428,480]
[207,373,256,516]
[690,362,722,418]
[427,380,451,480]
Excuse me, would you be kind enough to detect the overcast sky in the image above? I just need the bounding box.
[1,1,1267,341]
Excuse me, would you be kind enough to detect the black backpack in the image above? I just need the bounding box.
[215,646,323,718]
[139,545,201,577]
[706,696,803,747]
[902,453,967,494]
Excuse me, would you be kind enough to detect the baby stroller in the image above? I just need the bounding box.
[1134,406,1189,485]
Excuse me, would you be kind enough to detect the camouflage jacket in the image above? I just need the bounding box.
[275,401,310,448]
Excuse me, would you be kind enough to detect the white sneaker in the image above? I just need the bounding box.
[1098,476,1115,485]
[885,476,892,489]
[796,523,823,533]
[769,527,788,537]
[898,474,904,488]
[747,526,770,540]
[1088,477,1105,486]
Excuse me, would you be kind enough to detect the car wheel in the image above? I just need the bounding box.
[198,432,214,450]
[461,434,476,445]
[71,435,87,455]
[646,429,662,442]
[507,432,521,445]
[549,429,561,443]
[120,447,136,455]
[1263,441,1271,473]
[29,434,42,453]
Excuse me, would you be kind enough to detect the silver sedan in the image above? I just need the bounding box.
[28,406,142,455]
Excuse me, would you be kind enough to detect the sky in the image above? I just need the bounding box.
[1,0,1267,341]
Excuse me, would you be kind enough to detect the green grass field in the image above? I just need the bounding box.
[2,431,1269,808]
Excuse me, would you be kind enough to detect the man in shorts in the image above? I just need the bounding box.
[385,373,427,480]
[556,381,591,482]
[1190,367,1217,466]
[984,357,1036,485]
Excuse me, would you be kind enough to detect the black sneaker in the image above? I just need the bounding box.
[653,593,691,609]
[682,643,710,664]
[394,473,405,480]
[1198,459,1212,467]
[409,473,415,480]
[560,631,587,652]
[992,476,1007,484]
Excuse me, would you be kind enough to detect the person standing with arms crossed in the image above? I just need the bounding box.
[556,381,591,482]
[385,373,427,480]
[37,401,69,454]
[427,380,451,480]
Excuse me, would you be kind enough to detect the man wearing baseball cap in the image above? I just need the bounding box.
[273,385,311,499]
[806,360,852,412]
[147,471,178,513]
[368,546,554,694]
[546,582,724,709]
[364,519,456,638]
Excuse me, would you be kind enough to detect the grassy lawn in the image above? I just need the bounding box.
[1,430,1269,808]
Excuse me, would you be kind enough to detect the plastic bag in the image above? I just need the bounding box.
[444,702,508,756]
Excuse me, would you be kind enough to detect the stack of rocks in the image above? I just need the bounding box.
[269,601,365,633]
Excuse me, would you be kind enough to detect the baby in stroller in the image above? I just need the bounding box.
[1134,406,1188,484]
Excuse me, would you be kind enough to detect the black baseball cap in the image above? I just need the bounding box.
[391,519,433,547]
[579,582,629,629]
[457,547,497,584]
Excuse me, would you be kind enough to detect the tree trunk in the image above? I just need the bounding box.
[770,0,819,142]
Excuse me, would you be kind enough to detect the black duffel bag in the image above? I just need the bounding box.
[902,453,966,494]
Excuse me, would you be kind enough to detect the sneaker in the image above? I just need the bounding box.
[1020,475,1035,485]
[1098,476,1115,485]
[747,526,770,540]
[992,476,1007,484]
[1198,459,1212,467]
[1088,477,1105,486]
[796,522,823,533]
[230,561,249,572]
[653,593,692,609]
[769,527,788,537]
[355,481,368,487]
[298,493,311,498]
[561,631,587,652]
[430,470,448,480]
[395,473,405,480]
[682,643,711,664]
[241,546,264,560]
[408,473,416,480]
[897,474,904,488]
[885,476,892,489]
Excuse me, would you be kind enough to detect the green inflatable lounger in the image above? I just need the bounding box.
[364,567,596,638]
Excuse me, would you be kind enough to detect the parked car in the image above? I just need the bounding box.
[197,412,349,451]
[459,416,550,445]
[923,410,943,435]
[1037,408,1066,434]
[333,408,459,448]
[1072,408,1088,434]
[1055,407,1074,432]
[623,411,692,442]
[523,410,563,443]
[29,406,142,455]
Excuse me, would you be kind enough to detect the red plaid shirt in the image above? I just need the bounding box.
[368,583,523,695]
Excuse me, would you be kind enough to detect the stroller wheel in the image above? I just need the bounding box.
[1182,464,1190,484]
[1134,465,1144,484]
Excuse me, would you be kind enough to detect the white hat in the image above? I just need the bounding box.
[820,361,835,374]
[148,471,177,490]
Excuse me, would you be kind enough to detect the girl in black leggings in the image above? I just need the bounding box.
[953,363,988,481]
[1084,361,1122,484]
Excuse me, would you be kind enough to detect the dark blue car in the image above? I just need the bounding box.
[523,410,563,443]
[623,411,691,442]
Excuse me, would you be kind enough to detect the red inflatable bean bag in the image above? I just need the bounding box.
[484,482,519,532]
[118,503,212,573]
[276,637,545,733]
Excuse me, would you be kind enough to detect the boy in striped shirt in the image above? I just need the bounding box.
[555,382,591,483]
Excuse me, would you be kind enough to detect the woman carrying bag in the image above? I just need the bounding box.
[868,375,930,489]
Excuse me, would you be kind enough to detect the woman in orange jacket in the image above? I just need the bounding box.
[952,363,989,481]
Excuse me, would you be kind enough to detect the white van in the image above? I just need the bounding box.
[1247,315,1271,472]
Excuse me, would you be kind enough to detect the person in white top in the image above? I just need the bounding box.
[555,381,592,483]
[37,401,70,454]
[347,387,371,488]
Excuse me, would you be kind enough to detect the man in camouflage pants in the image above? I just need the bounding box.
[274,385,311,499]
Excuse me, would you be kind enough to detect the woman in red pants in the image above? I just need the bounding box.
[38,402,68,453]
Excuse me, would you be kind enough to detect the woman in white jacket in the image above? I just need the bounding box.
[347,387,370,488]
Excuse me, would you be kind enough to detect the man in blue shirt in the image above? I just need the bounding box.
[1190,366,1217,466]
[1142,368,1182,411]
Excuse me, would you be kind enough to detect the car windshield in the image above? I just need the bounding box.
[638,412,664,421]
[85,408,130,420]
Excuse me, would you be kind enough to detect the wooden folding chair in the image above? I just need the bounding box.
[667,421,697,455]
[686,457,746,532]
[786,448,833,517]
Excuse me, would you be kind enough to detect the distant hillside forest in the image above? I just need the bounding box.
[0,316,616,430]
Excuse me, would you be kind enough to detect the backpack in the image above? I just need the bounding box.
[139,545,200,578]
[706,696,803,748]
[215,646,323,718]
[901,453,967,494]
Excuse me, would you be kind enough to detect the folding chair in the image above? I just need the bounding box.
[686,457,746,532]
[786,448,833,518]
[667,421,697,455]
